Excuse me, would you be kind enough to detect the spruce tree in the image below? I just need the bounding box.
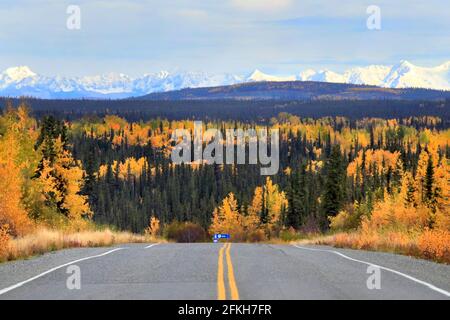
[321,145,346,227]
[424,156,436,213]
[286,165,306,229]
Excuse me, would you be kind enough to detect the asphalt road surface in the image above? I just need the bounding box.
[0,243,449,300]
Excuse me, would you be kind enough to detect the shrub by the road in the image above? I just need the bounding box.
[418,229,450,263]
[0,225,10,261]
[318,195,450,263]
[164,221,207,243]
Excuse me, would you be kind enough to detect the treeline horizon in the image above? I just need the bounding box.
[1,97,449,126]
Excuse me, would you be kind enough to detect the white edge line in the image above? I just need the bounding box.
[293,244,450,298]
[0,247,124,296]
[145,243,160,249]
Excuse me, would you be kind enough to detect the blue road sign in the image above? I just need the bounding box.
[213,233,231,240]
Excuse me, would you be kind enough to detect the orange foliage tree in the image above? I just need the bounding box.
[0,106,34,236]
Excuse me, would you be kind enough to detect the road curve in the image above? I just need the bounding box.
[0,243,449,300]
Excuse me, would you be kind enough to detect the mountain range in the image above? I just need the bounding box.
[0,60,449,99]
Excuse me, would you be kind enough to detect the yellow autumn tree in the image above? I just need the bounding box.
[209,192,244,241]
[245,187,263,234]
[347,149,403,184]
[98,157,148,180]
[433,156,450,230]
[368,194,429,231]
[37,138,92,222]
[414,150,429,205]
[412,150,449,226]
[13,108,46,222]
[0,130,32,236]
[264,177,288,234]
[245,178,289,237]
[145,216,161,237]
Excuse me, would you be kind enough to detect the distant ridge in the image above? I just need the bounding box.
[135,81,450,101]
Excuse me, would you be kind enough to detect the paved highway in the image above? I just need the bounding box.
[0,243,449,300]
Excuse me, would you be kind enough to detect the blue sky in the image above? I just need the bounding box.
[0,0,449,76]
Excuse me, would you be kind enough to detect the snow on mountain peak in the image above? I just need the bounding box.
[2,66,36,82]
[398,60,413,67]
[299,69,317,81]
[300,69,344,83]
[0,60,449,99]
[343,65,391,86]
[247,69,296,82]
[248,69,264,79]
[383,60,450,90]
[435,61,450,71]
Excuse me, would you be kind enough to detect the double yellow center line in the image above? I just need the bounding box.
[217,243,240,300]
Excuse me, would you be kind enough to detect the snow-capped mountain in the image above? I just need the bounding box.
[247,69,296,82]
[0,66,37,84]
[342,65,391,86]
[0,68,243,99]
[299,69,345,83]
[382,60,450,90]
[0,60,449,99]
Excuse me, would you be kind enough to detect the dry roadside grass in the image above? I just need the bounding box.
[302,230,450,264]
[0,228,162,263]
[198,231,450,265]
[4,228,448,265]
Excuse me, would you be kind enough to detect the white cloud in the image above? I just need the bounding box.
[231,0,292,11]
